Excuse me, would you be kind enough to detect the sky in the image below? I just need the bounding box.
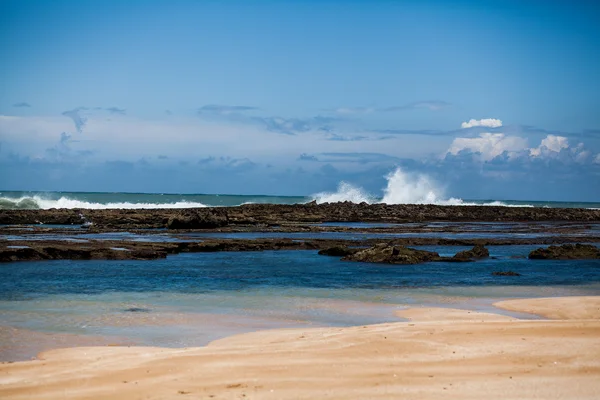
[1,0,599,201]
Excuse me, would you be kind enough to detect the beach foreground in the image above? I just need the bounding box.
[1,297,599,399]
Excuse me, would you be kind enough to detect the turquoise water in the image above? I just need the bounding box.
[4,223,599,242]
[1,249,599,361]
[1,190,599,209]
[3,250,599,299]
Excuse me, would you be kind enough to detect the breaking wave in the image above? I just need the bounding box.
[312,167,532,207]
[312,182,376,204]
[0,196,208,210]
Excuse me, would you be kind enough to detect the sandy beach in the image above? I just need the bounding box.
[1,296,599,399]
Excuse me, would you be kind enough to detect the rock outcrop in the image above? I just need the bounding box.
[453,245,490,261]
[166,209,229,229]
[0,238,324,263]
[318,246,358,257]
[342,244,440,265]
[0,244,167,262]
[528,244,600,260]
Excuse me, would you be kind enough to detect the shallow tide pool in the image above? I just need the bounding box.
[1,249,599,360]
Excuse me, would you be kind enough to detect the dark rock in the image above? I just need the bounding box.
[318,246,358,257]
[453,245,489,261]
[528,244,600,260]
[2,203,600,229]
[124,307,151,313]
[436,256,473,263]
[342,244,440,264]
[492,271,521,276]
[166,209,228,229]
[0,242,168,262]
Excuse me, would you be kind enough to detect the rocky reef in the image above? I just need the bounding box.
[342,244,441,264]
[0,238,334,263]
[1,202,599,229]
[318,246,359,257]
[528,244,600,260]
[340,244,490,265]
[452,244,489,260]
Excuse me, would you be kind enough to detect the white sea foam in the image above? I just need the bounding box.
[0,196,207,210]
[381,168,464,205]
[312,182,376,204]
[312,167,533,207]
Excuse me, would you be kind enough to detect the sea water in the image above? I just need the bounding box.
[2,190,599,210]
[1,249,599,360]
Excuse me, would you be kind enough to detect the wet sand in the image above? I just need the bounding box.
[1,296,599,399]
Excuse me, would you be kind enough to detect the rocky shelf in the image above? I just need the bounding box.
[2,237,599,263]
[1,202,599,229]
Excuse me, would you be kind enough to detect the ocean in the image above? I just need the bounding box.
[1,190,599,210]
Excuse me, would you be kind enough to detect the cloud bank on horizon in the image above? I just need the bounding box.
[1,0,599,201]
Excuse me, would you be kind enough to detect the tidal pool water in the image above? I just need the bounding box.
[1,249,599,360]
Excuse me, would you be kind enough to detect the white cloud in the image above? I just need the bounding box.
[529,134,569,157]
[461,118,503,129]
[446,133,527,161]
[575,149,591,164]
[446,131,597,165]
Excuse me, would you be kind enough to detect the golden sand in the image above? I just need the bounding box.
[1,296,599,399]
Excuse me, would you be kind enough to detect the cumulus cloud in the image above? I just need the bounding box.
[447,133,528,161]
[461,118,503,129]
[13,102,31,108]
[525,135,590,164]
[447,130,595,166]
[594,154,600,164]
[529,134,569,157]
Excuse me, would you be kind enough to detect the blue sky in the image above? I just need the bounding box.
[1,0,599,201]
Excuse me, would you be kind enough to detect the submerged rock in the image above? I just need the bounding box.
[123,307,151,313]
[318,246,358,257]
[528,244,600,260]
[492,271,521,276]
[342,244,440,265]
[453,245,490,261]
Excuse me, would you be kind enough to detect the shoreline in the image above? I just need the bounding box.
[1,296,599,399]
